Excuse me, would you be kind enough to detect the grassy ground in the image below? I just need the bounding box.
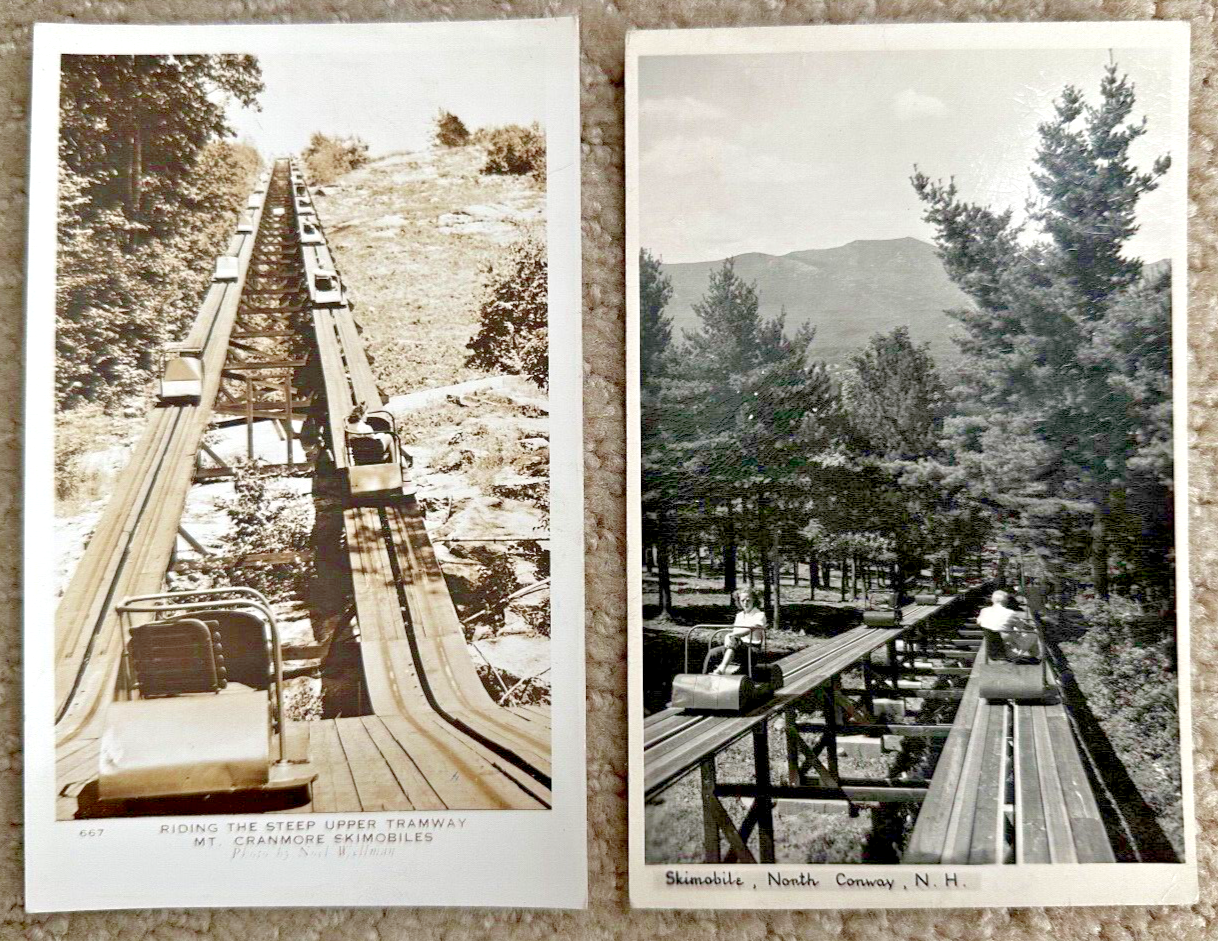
[313,144,544,396]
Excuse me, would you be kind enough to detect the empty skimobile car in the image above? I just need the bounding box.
[862,591,903,627]
[213,255,240,282]
[669,624,783,713]
[157,344,204,403]
[299,218,323,245]
[309,267,345,306]
[157,345,204,404]
[98,588,316,802]
[344,409,415,499]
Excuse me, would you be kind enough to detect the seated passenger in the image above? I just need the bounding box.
[710,587,766,675]
[977,590,1038,662]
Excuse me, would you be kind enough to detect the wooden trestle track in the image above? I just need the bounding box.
[54,159,551,818]
[643,591,1115,865]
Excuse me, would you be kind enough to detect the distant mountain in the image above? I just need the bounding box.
[659,237,973,368]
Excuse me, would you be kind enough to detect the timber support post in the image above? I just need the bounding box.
[700,760,721,863]
[752,721,776,863]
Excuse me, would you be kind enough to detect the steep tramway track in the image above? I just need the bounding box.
[384,503,552,779]
[304,182,552,808]
[54,162,303,808]
[54,157,552,817]
[54,172,275,740]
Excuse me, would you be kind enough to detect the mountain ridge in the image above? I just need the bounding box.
[658,236,972,367]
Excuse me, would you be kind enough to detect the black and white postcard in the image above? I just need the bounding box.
[626,22,1196,909]
[25,19,584,911]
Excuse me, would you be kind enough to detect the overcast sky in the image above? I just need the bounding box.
[225,47,547,156]
[638,46,1176,264]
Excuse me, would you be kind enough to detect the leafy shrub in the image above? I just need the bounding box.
[1070,596,1183,856]
[516,594,550,639]
[465,237,548,388]
[480,122,545,183]
[433,109,471,148]
[198,464,316,600]
[302,132,369,185]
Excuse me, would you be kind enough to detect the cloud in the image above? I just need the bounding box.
[892,88,948,121]
[641,134,824,186]
[639,95,727,124]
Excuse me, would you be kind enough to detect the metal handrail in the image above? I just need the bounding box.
[682,623,767,674]
[117,588,287,764]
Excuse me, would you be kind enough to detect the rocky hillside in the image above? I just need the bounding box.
[313,144,544,395]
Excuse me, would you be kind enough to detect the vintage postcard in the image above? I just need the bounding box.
[25,18,584,911]
[627,22,1195,909]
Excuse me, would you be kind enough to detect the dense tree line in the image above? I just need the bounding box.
[641,65,1174,623]
[57,54,263,408]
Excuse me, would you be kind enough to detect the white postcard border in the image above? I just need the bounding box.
[24,17,586,912]
[625,20,1197,910]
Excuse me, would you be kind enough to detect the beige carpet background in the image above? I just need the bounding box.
[1,0,1214,935]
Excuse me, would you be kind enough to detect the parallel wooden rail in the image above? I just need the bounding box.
[643,599,955,800]
[643,587,1117,866]
[903,642,1115,865]
[301,174,552,810]
[55,157,552,817]
[54,168,271,760]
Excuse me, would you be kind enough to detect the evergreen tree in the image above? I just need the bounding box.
[639,248,673,385]
[913,64,1172,598]
[661,258,842,621]
[845,326,947,459]
[639,249,677,614]
[837,328,958,602]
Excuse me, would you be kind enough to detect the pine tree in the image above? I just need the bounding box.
[662,258,842,622]
[912,64,1172,598]
[639,249,677,615]
[845,326,947,459]
[639,248,674,386]
[836,328,961,602]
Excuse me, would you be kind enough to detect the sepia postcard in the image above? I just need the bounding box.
[626,21,1196,909]
[25,18,584,911]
